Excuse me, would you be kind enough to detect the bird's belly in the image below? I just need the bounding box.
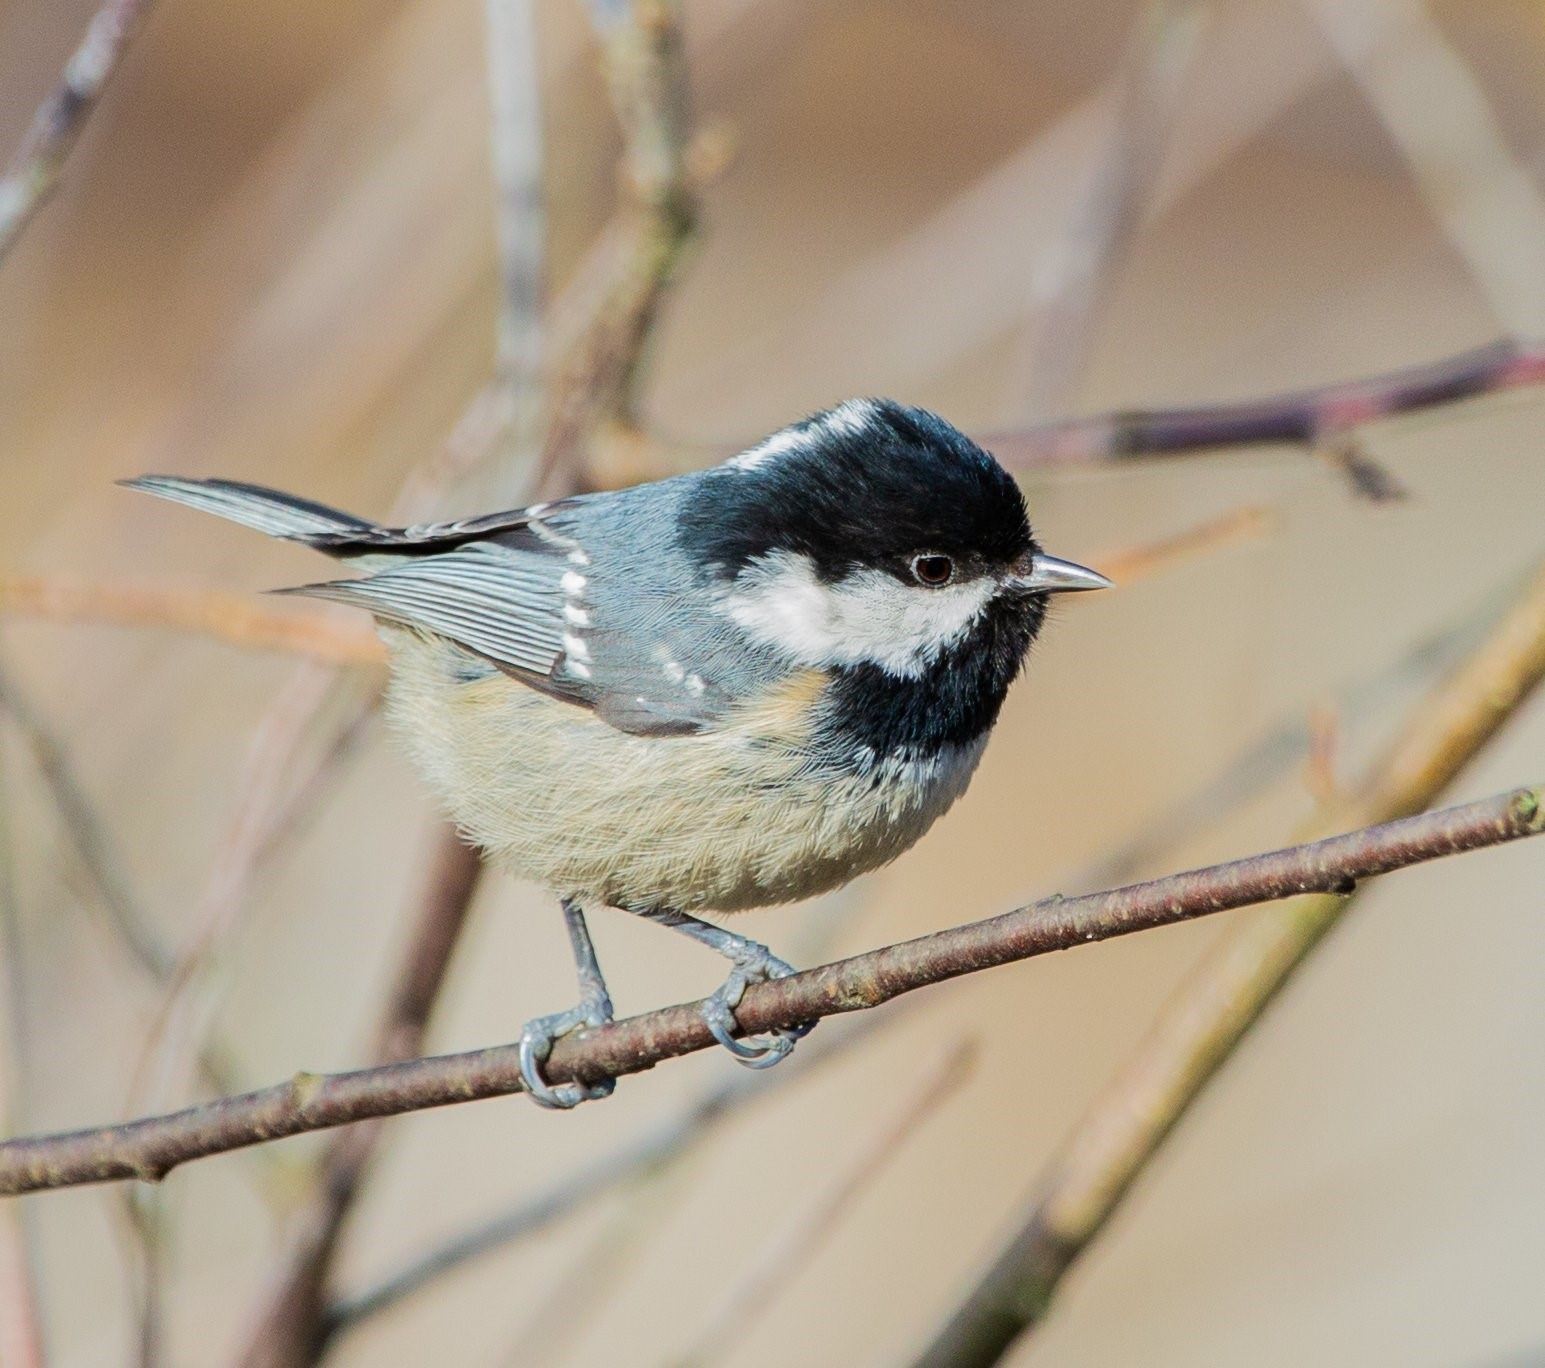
[383,632,985,913]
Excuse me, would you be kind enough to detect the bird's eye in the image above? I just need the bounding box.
[910,554,955,588]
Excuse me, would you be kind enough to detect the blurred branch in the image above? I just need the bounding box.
[679,1038,976,1368]
[1016,0,1205,417]
[1097,504,1272,586]
[1304,0,1545,336]
[234,8,698,1363]
[914,556,1545,1368]
[235,829,482,1368]
[988,336,1545,474]
[0,660,172,981]
[0,735,46,1366]
[1,784,1540,1196]
[484,0,545,385]
[112,1188,163,1368]
[0,0,156,266]
[532,0,698,493]
[0,577,384,667]
[1074,576,1505,891]
[323,1009,889,1345]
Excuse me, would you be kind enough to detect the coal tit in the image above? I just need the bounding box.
[124,398,1108,1106]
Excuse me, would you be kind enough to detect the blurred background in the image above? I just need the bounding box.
[0,1,1543,1364]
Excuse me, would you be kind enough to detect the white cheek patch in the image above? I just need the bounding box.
[719,550,995,677]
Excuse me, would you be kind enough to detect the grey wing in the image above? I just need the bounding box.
[283,529,741,736]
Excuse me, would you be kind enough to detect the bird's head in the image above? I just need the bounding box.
[681,398,1109,680]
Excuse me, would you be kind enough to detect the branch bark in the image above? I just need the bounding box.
[987,336,1544,469]
[913,555,1545,1368]
[0,784,1538,1198]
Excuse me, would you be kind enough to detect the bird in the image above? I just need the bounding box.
[124,398,1109,1107]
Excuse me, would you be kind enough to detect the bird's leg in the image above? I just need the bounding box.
[517,897,617,1109]
[629,908,813,1068]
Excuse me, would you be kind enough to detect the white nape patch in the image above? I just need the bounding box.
[727,427,810,472]
[819,397,880,440]
[718,549,995,677]
[726,398,883,473]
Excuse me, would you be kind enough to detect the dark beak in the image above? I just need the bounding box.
[1007,552,1113,595]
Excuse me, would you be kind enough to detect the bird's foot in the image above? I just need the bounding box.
[701,945,813,1069]
[517,988,617,1109]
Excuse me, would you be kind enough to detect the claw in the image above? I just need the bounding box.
[700,948,811,1069]
[517,992,616,1109]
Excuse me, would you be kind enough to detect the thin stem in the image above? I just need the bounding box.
[986,337,1545,470]
[0,0,158,266]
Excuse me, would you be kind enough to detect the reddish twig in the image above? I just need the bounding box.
[0,0,158,265]
[987,337,1545,469]
[0,784,1538,1198]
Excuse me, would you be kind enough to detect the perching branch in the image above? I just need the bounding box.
[0,0,157,266]
[987,336,1544,470]
[913,554,1545,1368]
[0,784,1538,1198]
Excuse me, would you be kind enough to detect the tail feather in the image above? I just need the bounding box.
[120,476,376,547]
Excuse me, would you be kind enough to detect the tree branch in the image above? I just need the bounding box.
[0,784,1538,1198]
[987,336,1544,469]
[0,0,157,266]
[913,555,1545,1367]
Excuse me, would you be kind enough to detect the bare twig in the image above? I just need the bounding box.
[1016,0,1206,418]
[0,660,172,982]
[987,337,1545,470]
[1096,505,1272,586]
[0,0,157,266]
[0,578,384,667]
[0,784,1539,1197]
[914,556,1545,1368]
[1304,0,1545,336]
[235,830,483,1368]
[680,1038,976,1367]
[530,0,698,495]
